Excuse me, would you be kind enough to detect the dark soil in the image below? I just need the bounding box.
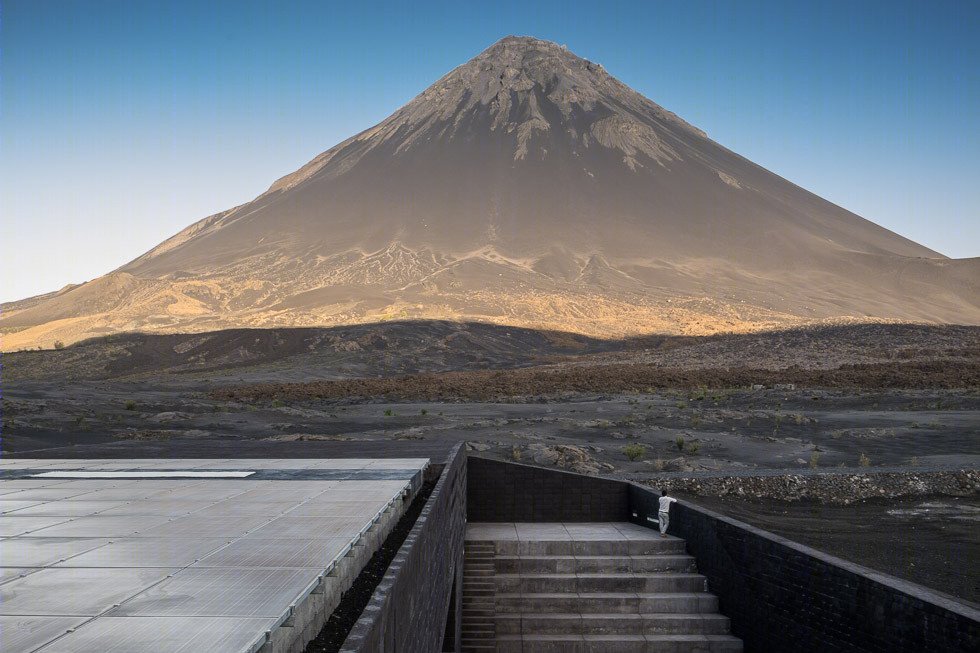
[304,478,437,652]
[5,321,978,604]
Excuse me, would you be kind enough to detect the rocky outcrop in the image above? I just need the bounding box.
[524,443,615,475]
[642,470,980,505]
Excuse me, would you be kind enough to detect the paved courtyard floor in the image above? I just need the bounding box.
[0,458,427,653]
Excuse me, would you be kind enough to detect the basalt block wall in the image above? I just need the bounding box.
[466,456,629,522]
[339,445,466,652]
[628,484,980,653]
[464,457,978,652]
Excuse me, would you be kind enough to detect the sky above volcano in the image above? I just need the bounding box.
[3,1,977,301]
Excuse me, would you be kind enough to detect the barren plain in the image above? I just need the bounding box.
[4,321,978,604]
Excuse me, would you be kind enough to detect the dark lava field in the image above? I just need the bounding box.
[4,321,979,604]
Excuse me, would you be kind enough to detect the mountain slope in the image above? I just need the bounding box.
[4,36,978,349]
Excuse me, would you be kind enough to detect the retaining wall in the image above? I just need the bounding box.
[466,456,628,522]
[464,456,980,652]
[339,444,467,652]
[629,483,980,652]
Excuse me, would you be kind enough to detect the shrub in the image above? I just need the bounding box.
[54,340,65,350]
[511,446,522,461]
[420,408,428,415]
[687,442,700,454]
[859,453,871,467]
[809,451,821,468]
[384,409,393,417]
[124,400,137,411]
[653,458,665,471]
[675,437,685,451]
[623,444,646,461]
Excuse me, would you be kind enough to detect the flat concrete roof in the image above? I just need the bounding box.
[1,458,428,653]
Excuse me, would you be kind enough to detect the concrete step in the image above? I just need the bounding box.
[463,601,495,609]
[496,572,708,594]
[463,592,495,603]
[464,595,494,603]
[461,627,494,636]
[493,538,686,557]
[463,542,497,651]
[494,554,698,574]
[496,613,732,636]
[495,633,743,652]
[495,592,719,614]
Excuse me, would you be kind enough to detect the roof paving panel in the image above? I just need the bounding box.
[0,458,425,652]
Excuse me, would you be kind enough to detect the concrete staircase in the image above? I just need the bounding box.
[463,523,742,652]
[461,541,497,651]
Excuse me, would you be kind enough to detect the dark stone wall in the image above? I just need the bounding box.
[466,456,629,522]
[343,455,978,651]
[628,484,980,653]
[340,444,467,652]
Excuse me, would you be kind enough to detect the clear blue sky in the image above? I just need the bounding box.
[3,1,977,302]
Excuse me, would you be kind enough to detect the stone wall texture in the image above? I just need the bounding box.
[339,444,466,652]
[629,483,980,652]
[343,455,978,651]
[466,456,629,522]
